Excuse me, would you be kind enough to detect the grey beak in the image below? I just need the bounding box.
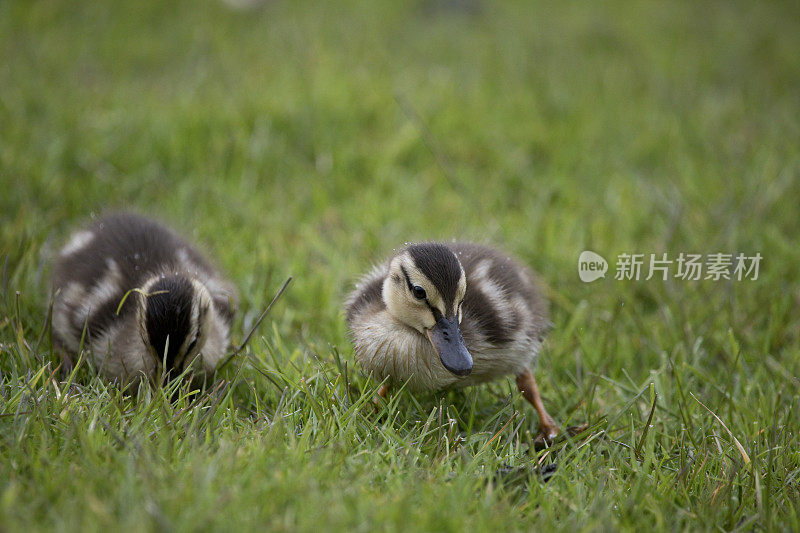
[426,315,473,376]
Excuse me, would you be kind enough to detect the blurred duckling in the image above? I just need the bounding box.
[346,242,560,441]
[51,212,237,385]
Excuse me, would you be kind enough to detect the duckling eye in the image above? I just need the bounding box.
[412,285,427,300]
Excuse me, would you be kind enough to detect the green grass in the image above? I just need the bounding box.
[2,0,800,530]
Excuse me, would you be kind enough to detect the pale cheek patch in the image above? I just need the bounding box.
[60,231,95,256]
[383,275,434,333]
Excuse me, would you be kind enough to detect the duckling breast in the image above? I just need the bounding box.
[350,308,542,391]
[350,309,461,391]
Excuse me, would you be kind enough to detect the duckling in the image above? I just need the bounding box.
[346,242,560,441]
[51,212,237,385]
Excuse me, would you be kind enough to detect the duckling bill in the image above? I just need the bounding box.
[51,212,237,385]
[346,242,560,441]
[425,311,472,376]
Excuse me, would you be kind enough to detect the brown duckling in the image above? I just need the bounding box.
[51,212,236,385]
[346,242,560,441]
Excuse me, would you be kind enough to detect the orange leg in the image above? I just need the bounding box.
[516,369,559,442]
[373,383,391,406]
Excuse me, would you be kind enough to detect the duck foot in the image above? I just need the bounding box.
[516,370,590,449]
[372,383,391,412]
[532,423,590,450]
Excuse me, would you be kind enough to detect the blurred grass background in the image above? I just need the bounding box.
[1,0,799,530]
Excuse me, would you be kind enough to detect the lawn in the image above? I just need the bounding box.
[1,0,799,530]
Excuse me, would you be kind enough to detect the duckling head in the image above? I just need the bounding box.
[137,273,215,378]
[383,243,473,376]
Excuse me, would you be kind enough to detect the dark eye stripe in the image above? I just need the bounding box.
[401,267,428,301]
[400,266,421,297]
